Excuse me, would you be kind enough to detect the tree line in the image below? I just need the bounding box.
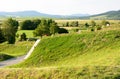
[0,18,68,44]
[62,20,110,27]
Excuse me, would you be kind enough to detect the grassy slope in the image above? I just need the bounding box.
[1,30,120,79]
[13,30,120,68]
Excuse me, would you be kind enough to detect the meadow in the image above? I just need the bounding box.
[0,19,120,79]
[2,29,119,78]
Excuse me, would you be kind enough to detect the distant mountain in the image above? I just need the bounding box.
[0,10,119,20]
[88,10,120,20]
[71,13,90,17]
[0,11,62,18]
[0,11,90,18]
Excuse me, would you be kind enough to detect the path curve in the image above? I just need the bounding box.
[0,39,40,68]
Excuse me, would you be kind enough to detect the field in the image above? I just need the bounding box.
[17,30,34,38]
[0,29,118,78]
[0,19,120,79]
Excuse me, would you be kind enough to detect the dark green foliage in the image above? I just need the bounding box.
[8,35,16,44]
[20,19,41,30]
[34,19,60,37]
[58,28,68,34]
[91,28,94,31]
[2,18,19,44]
[50,22,59,35]
[84,22,89,28]
[32,19,41,29]
[0,53,14,61]
[20,20,33,30]
[20,33,27,41]
[0,28,5,43]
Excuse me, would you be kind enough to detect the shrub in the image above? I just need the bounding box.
[20,33,27,41]
[91,28,94,31]
[58,28,68,34]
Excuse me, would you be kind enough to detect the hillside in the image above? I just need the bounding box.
[1,30,119,78]
[0,10,120,20]
[13,30,120,68]
[89,10,120,20]
[0,11,62,18]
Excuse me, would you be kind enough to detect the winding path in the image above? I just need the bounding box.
[0,39,40,68]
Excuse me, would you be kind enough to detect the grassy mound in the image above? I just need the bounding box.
[13,30,120,67]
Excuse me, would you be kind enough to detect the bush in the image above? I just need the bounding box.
[20,33,27,41]
[91,28,94,31]
[58,28,68,34]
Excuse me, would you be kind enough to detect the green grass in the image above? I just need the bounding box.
[12,30,120,68]
[0,41,34,57]
[1,29,120,79]
[17,30,34,38]
[1,66,120,79]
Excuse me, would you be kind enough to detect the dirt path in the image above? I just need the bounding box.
[0,39,40,68]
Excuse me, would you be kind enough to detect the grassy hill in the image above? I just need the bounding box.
[12,30,120,68]
[0,30,119,78]
[89,10,120,20]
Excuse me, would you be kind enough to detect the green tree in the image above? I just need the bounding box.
[32,19,41,29]
[20,33,27,41]
[0,28,5,43]
[33,19,60,37]
[33,19,50,37]
[84,22,89,28]
[2,18,19,44]
[50,22,59,35]
[20,20,32,30]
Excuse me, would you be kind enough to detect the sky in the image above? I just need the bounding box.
[0,0,120,15]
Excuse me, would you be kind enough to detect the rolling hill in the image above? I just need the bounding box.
[12,30,120,68]
[0,11,89,18]
[0,11,62,18]
[6,30,120,78]
[89,10,120,20]
[0,10,120,20]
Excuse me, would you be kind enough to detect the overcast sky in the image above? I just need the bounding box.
[0,0,120,15]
